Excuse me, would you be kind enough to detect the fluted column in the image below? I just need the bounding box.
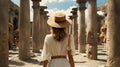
[19,0,30,60]
[71,8,78,49]
[39,6,47,49]
[43,11,49,34]
[77,0,86,53]
[86,0,98,60]
[0,0,9,67]
[106,0,120,67]
[32,0,41,52]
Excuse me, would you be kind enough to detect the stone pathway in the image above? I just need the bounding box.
[9,45,107,67]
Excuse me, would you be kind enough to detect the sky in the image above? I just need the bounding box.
[11,0,107,21]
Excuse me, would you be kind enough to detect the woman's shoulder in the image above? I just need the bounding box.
[44,34,55,44]
[45,34,52,38]
[45,34,53,40]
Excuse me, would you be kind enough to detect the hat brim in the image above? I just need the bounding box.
[47,18,72,28]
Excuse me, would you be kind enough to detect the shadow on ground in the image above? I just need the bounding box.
[24,58,40,64]
[97,59,107,62]
[9,60,25,66]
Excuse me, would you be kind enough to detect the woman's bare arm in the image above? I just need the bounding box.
[43,60,48,67]
[68,50,75,67]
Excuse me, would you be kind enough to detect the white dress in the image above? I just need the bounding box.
[41,34,75,67]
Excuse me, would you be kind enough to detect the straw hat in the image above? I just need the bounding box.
[47,11,72,28]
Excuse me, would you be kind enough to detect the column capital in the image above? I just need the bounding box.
[40,6,47,14]
[79,2,86,10]
[47,15,49,18]
[44,11,48,15]
[40,6,47,9]
[79,3,86,11]
[72,8,78,11]
[68,15,73,20]
[76,0,86,11]
[32,0,41,9]
[71,11,78,18]
[71,8,78,16]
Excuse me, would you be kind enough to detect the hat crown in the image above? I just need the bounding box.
[47,11,72,28]
[55,12,65,17]
[54,12,66,23]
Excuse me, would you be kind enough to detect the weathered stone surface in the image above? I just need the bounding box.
[8,1,19,48]
[19,0,30,60]
[8,23,14,49]
[0,0,9,67]
[9,1,19,28]
[99,24,107,43]
[71,8,78,50]
[86,0,98,60]
[32,0,41,53]
[106,0,120,67]
[39,6,48,49]
[77,1,86,53]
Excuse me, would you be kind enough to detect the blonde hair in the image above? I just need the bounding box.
[51,27,67,41]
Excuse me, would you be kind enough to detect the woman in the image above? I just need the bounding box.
[42,11,75,67]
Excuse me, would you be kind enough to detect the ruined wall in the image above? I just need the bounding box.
[9,1,19,30]
[8,1,19,48]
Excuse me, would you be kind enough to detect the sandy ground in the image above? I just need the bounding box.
[9,45,107,67]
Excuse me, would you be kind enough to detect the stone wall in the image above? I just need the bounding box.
[9,1,19,30]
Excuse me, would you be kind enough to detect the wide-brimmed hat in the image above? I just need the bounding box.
[47,11,72,28]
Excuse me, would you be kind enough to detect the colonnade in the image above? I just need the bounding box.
[32,0,48,52]
[0,0,120,67]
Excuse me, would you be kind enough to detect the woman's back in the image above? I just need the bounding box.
[44,34,68,56]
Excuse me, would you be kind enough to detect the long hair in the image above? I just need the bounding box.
[51,27,67,41]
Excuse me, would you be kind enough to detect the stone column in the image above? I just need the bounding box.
[69,16,73,20]
[19,0,30,60]
[86,0,98,59]
[71,8,78,49]
[76,0,86,53]
[0,0,9,67]
[39,6,47,49]
[32,0,41,53]
[106,0,120,67]
[43,11,49,34]
[68,15,73,35]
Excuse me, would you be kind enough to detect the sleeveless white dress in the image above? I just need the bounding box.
[41,34,75,67]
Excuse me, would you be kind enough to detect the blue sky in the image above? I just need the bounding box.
[11,0,107,21]
[46,0,107,10]
[11,0,107,9]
